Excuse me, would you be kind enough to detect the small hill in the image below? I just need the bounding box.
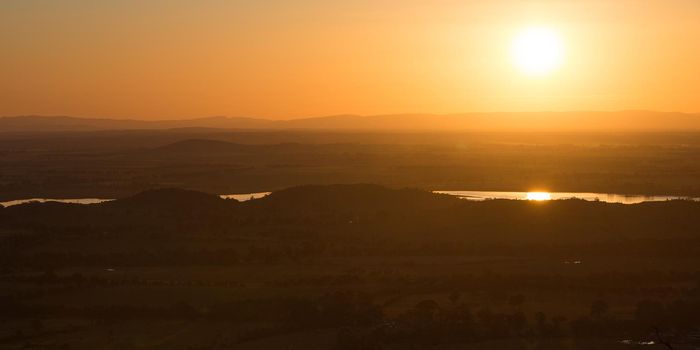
[1,188,237,231]
[249,184,458,219]
[104,188,233,211]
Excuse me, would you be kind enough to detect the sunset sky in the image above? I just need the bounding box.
[2,0,700,119]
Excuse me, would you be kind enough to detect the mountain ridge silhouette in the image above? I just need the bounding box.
[3,111,700,132]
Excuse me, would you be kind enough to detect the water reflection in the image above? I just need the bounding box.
[526,192,552,201]
[2,190,698,208]
[619,339,656,346]
[434,190,698,204]
[0,192,271,208]
[0,198,110,207]
[219,192,271,201]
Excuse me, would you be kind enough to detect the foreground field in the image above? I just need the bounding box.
[2,255,699,349]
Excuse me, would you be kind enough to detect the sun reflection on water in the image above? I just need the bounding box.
[526,192,552,201]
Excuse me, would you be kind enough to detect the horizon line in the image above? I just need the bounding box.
[3,109,700,122]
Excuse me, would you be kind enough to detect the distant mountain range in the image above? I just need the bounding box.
[1,111,700,132]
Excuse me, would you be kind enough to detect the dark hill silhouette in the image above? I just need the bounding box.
[1,189,238,231]
[245,184,459,221]
[97,188,238,231]
[1,184,699,257]
[3,111,700,132]
[102,188,235,212]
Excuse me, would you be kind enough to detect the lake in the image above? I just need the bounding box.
[434,190,696,204]
[1,190,697,208]
[0,193,272,208]
[219,192,272,201]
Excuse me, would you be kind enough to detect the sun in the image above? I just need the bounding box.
[511,27,564,76]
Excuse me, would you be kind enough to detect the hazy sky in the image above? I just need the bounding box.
[2,0,699,119]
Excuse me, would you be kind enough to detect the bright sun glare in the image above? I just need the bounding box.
[526,192,552,201]
[512,27,564,76]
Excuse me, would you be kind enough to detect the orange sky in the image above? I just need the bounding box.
[1,0,699,120]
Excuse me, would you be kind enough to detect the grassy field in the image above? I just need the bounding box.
[2,254,698,349]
